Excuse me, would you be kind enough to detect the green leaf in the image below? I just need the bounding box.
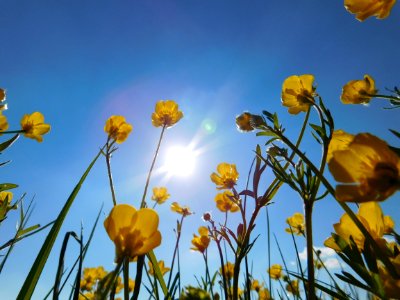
[17,224,40,237]
[0,183,18,192]
[256,130,276,137]
[147,250,171,300]
[0,134,19,153]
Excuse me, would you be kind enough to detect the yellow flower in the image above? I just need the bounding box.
[341,75,377,104]
[384,215,395,234]
[0,191,13,207]
[170,202,192,216]
[191,226,210,253]
[328,133,400,202]
[210,163,239,190]
[235,112,255,132]
[220,262,235,280]
[0,113,8,134]
[286,279,300,296]
[281,74,315,115]
[214,190,240,213]
[80,266,107,292]
[258,287,271,300]
[285,212,305,235]
[128,278,135,292]
[324,202,390,251]
[151,100,183,128]
[267,264,283,280]
[151,187,170,204]
[148,259,170,276]
[344,0,397,21]
[20,112,51,142]
[378,254,400,298]
[104,115,133,144]
[0,88,5,102]
[327,130,354,162]
[251,279,262,292]
[104,204,162,262]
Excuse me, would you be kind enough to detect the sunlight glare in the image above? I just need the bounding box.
[164,146,197,177]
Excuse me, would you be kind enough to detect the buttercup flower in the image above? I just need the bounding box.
[378,254,400,298]
[151,100,183,128]
[0,191,13,207]
[0,113,8,134]
[258,287,271,300]
[251,279,262,292]
[80,266,107,291]
[191,226,210,253]
[151,187,170,205]
[235,112,255,132]
[327,130,354,162]
[20,112,51,142]
[214,190,240,213]
[170,202,192,216]
[344,0,397,21]
[286,279,300,296]
[148,260,170,276]
[285,212,305,236]
[328,133,400,202]
[341,75,377,104]
[220,262,235,280]
[210,163,239,190]
[104,204,161,262]
[104,115,133,144]
[268,264,283,280]
[281,74,315,115]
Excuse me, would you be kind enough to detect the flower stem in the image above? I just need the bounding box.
[106,140,117,206]
[131,255,145,300]
[304,201,316,300]
[123,257,130,300]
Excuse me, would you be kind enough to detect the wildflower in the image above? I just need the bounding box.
[128,278,135,292]
[286,279,300,296]
[258,287,271,300]
[220,262,235,280]
[0,113,8,134]
[20,112,50,142]
[214,190,240,213]
[151,100,183,128]
[191,226,210,253]
[344,0,397,21]
[151,187,170,204]
[148,260,170,276]
[80,266,107,291]
[327,130,354,162]
[104,204,161,262]
[341,75,377,104]
[104,115,132,144]
[210,163,239,190]
[324,202,391,251]
[328,133,400,202]
[384,215,395,234]
[378,254,400,298]
[285,213,305,235]
[281,74,315,115]
[235,112,255,132]
[251,279,262,292]
[0,191,13,207]
[268,264,283,280]
[170,202,192,216]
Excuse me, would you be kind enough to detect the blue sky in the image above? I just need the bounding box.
[0,1,399,298]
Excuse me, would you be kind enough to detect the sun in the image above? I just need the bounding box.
[163,146,197,177]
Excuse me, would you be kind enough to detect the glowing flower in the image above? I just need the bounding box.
[378,254,400,298]
[281,74,315,115]
[268,264,283,280]
[170,202,192,216]
[328,133,400,202]
[104,115,132,144]
[214,190,240,213]
[104,204,161,262]
[344,0,397,21]
[327,130,354,162]
[148,260,170,276]
[341,75,377,104]
[151,187,170,204]
[210,163,239,190]
[235,112,255,132]
[285,212,305,235]
[20,112,50,142]
[151,100,183,128]
[191,226,210,253]
[286,279,300,296]
[220,262,235,280]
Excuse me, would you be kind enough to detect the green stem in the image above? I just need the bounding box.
[304,202,315,300]
[0,130,24,134]
[131,255,145,300]
[123,257,130,300]
[367,94,400,101]
[106,140,117,206]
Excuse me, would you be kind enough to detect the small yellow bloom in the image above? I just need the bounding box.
[235,112,255,132]
[191,226,210,253]
[104,204,162,262]
[80,266,107,292]
[267,264,282,280]
[0,191,13,207]
[327,130,354,162]
[341,75,377,104]
[258,287,271,300]
[328,133,400,202]
[285,213,305,235]
[220,262,235,280]
[151,187,170,204]
[251,279,262,292]
[210,163,239,190]
[214,190,240,213]
[0,113,8,134]
[344,0,397,21]
[151,100,183,128]
[104,115,133,144]
[128,278,135,292]
[20,112,51,142]
[170,202,192,216]
[281,74,315,115]
[148,260,170,276]
[286,279,300,296]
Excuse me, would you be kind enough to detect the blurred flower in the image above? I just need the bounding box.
[210,163,239,190]
[251,279,262,292]
[286,279,300,296]
[235,112,255,132]
[80,266,107,292]
[214,190,240,213]
[0,191,13,207]
[384,215,395,234]
[191,226,210,253]
[104,115,132,144]
[104,204,161,262]
[268,264,283,280]
[344,0,396,21]
[258,287,271,300]
[328,133,400,202]
[180,286,211,300]
[170,202,192,216]
[115,276,124,294]
[0,88,5,102]
[281,74,315,115]
[285,212,305,235]
[0,113,8,134]
[202,212,212,222]
[378,254,400,298]
[79,292,95,300]
[327,130,354,162]
[148,260,170,276]
[151,187,170,204]
[20,112,51,142]
[128,278,135,292]
[151,100,183,128]
[220,262,235,281]
[341,75,377,104]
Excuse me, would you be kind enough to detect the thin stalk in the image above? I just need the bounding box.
[0,130,24,134]
[131,255,145,300]
[244,256,251,300]
[123,257,130,300]
[215,239,228,300]
[203,251,214,299]
[232,256,241,300]
[304,202,315,300]
[167,216,184,289]
[105,140,117,206]
[368,94,400,101]
[266,207,272,294]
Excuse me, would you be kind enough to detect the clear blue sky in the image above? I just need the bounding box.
[0,1,399,298]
